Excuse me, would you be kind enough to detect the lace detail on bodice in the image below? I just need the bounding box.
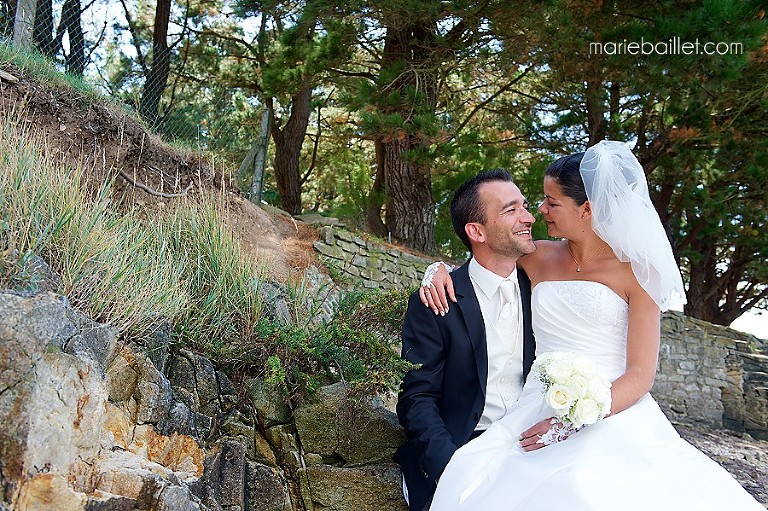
[546,280,628,336]
[532,280,629,380]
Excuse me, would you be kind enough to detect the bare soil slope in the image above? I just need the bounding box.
[0,62,317,280]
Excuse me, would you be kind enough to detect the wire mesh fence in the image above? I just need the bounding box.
[0,0,259,164]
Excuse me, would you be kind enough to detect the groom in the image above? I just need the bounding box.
[394,169,537,511]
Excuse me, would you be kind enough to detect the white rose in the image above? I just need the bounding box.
[565,374,589,401]
[545,384,573,412]
[572,355,598,377]
[587,378,612,404]
[571,398,601,427]
[545,358,574,383]
[532,353,557,371]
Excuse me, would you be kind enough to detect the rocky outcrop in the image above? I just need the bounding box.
[2,285,767,510]
[0,291,206,510]
[0,290,406,511]
[294,384,406,511]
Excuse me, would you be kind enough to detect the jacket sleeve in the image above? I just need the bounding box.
[396,291,458,482]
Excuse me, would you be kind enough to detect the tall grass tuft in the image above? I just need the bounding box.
[0,110,262,342]
[164,197,262,355]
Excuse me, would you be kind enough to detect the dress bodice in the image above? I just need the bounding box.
[532,280,629,380]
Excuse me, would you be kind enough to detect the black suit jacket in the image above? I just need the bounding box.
[394,262,535,511]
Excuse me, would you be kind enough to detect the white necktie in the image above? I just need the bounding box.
[498,279,520,351]
[498,279,518,322]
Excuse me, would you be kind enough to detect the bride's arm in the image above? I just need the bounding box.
[418,244,547,315]
[606,283,661,414]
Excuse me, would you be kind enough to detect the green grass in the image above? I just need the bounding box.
[0,41,108,103]
[0,112,261,344]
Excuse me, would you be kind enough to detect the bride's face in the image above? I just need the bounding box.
[538,176,586,238]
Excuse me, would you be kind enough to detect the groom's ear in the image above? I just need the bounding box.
[465,222,485,244]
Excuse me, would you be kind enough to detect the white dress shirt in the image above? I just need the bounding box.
[468,257,525,430]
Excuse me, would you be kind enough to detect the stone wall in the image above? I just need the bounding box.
[656,311,768,439]
[312,227,436,291]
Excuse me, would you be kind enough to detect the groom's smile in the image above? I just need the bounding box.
[472,181,536,260]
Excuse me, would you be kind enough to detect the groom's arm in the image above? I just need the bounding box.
[397,292,458,483]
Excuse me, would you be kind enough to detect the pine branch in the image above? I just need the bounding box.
[449,68,531,141]
[119,0,148,76]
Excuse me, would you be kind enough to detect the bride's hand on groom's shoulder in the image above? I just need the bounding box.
[419,262,456,315]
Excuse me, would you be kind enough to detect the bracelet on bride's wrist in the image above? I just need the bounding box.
[421,261,454,288]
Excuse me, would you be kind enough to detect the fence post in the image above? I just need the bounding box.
[12,0,35,50]
[250,104,272,202]
[238,104,272,203]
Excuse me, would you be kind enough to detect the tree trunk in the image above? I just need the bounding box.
[607,81,621,140]
[585,62,606,147]
[688,243,768,326]
[383,134,435,251]
[376,21,438,252]
[139,0,171,127]
[32,0,55,57]
[365,137,388,238]
[270,80,312,215]
[12,0,35,50]
[60,0,84,75]
[684,247,719,323]
[2,0,18,39]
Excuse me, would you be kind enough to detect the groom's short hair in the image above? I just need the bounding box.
[450,169,515,251]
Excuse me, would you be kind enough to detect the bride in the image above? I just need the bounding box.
[420,141,764,510]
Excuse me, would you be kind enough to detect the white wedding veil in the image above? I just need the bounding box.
[579,140,686,311]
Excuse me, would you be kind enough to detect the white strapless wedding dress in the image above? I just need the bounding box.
[430,280,764,510]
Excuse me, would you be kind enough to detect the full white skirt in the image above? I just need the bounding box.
[430,281,764,511]
[430,384,763,510]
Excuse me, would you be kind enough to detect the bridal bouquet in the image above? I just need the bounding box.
[532,352,612,428]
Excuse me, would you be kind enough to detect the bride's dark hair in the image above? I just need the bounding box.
[546,152,587,205]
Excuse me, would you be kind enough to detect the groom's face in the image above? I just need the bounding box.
[471,181,536,258]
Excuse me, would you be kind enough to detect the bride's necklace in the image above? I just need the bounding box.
[567,243,608,272]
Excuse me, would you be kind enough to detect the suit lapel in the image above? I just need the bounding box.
[517,268,535,380]
[453,264,488,398]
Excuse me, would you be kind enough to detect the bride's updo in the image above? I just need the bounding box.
[545,152,587,205]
